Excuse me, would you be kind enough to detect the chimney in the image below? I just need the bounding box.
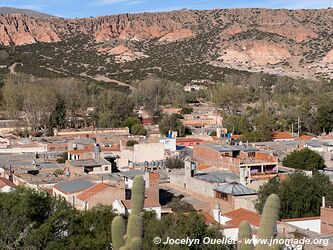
[213,204,221,224]
[322,196,326,208]
[145,172,160,200]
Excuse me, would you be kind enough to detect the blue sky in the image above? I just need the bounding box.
[1,0,333,18]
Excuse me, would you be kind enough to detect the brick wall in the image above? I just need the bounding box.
[321,206,333,234]
[193,146,221,164]
[255,152,277,162]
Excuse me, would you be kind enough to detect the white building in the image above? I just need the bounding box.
[159,137,176,152]
[112,198,161,219]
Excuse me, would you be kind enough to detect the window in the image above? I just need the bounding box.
[104,166,109,171]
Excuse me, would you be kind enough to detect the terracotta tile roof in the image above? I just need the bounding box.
[176,138,204,143]
[282,216,320,222]
[121,198,161,209]
[298,135,315,140]
[232,134,241,140]
[273,132,293,140]
[197,163,214,171]
[0,177,15,188]
[77,183,110,201]
[222,208,261,228]
[68,146,93,154]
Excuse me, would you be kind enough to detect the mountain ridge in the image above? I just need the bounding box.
[0,7,55,18]
[1,8,333,80]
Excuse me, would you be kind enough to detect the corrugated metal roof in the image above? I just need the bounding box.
[207,144,258,153]
[119,170,145,179]
[214,182,257,196]
[74,138,95,145]
[53,179,94,194]
[68,159,111,167]
[195,171,239,183]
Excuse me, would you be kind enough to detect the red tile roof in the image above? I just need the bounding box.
[121,198,161,209]
[232,134,241,140]
[176,138,204,143]
[273,132,293,140]
[0,177,15,188]
[222,208,261,228]
[77,183,110,201]
[197,163,214,171]
[298,135,315,140]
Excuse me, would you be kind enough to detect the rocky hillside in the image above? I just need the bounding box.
[1,8,333,81]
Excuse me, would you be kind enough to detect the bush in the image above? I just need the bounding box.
[181,106,193,114]
[126,140,138,147]
[164,155,185,169]
[282,148,325,171]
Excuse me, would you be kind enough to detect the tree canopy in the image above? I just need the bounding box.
[255,171,333,219]
[0,187,232,249]
[282,148,325,171]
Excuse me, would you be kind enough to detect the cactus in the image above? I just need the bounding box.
[238,194,284,250]
[111,216,126,250]
[238,221,254,250]
[112,176,145,250]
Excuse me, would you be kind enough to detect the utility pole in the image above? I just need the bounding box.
[297,117,300,138]
[291,123,294,137]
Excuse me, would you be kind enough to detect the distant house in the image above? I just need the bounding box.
[213,207,261,241]
[76,182,125,210]
[65,158,113,175]
[213,182,257,208]
[298,135,315,141]
[159,136,177,152]
[52,179,94,206]
[193,144,278,184]
[273,132,294,141]
[112,198,161,219]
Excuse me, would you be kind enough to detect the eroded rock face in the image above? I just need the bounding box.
[0,9,331,46]
[322,49,333,63]
[219,42,291,66]
[0,14,60,45]
[159,29,194,42]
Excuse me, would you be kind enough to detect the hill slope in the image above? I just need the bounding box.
[0,8,333,82]
[0,7,54,18]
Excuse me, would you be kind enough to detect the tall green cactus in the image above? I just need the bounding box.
[238,221,254,250]
[112,176,145,250]
[238,194,284,250]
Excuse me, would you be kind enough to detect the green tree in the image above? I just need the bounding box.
[131,123,147,136]
[122,117,141,133]
[255,172,333,219]
[282,148,325,171]
[316,99,333,133]
[159,114,185,137]
[143,213,231,250]
[49,94,67,129]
